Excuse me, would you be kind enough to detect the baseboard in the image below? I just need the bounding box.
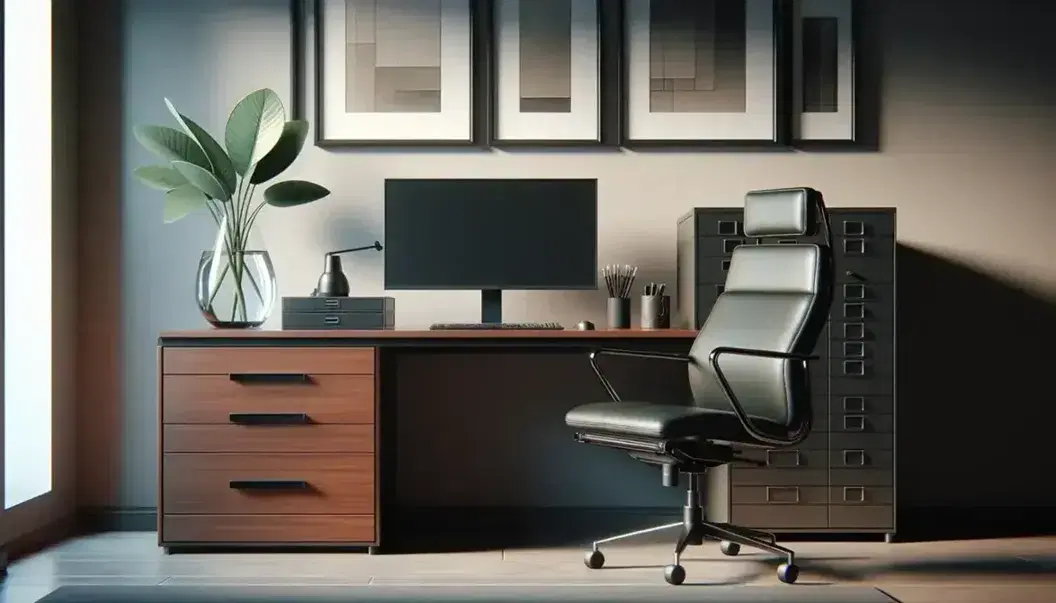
[77,505,1056,545]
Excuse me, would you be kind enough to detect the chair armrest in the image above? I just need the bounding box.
[708,346,818,447]
[589,348,693,402]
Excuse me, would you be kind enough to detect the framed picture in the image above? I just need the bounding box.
[488,0,614,146]
[309,0,484,146]
[793,0,857,145]
[620,0,791,148]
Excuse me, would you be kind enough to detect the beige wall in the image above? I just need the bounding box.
[76,0,1056,513]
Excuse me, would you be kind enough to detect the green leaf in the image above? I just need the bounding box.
[133,165,188,191]
[133,125,211,170]
[171,160,230,201]
[164,184,209,223]
[263,180,331,208]
[250,120,309,184]
[224,88,286,176]
[165,98,238,197]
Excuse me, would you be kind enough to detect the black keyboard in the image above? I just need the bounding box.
[429,322,565,331]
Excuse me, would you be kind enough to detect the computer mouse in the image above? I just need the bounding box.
[576,320,596,331]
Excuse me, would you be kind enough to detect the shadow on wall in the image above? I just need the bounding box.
[896,243,1056,538]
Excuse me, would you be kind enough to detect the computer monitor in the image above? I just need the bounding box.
[384,178,598,323]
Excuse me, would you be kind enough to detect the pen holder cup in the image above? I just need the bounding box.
[607,297,632,329]
[640,295,671,329]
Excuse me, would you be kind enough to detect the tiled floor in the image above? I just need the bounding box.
[3,532,1056,602]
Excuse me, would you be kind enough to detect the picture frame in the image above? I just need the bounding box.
[619,0,792,148]
[793,0,858,146]
[305,0,486,147]
[487,0,617,146]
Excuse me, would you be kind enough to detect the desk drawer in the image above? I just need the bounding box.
[163,347,375,375]
[163,424,374,454]
[163,453,374,515]
[162,374,375,424]
[731,504,828,529]
[732,486,828,505]
[163,514,375,544]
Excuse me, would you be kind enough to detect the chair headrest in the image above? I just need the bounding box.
[743,188,821,238]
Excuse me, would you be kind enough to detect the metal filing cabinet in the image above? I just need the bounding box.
[676,207,897,540]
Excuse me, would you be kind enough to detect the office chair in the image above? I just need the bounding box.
[565,187,833,586]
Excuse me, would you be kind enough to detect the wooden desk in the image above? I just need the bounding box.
[157,328,697,552]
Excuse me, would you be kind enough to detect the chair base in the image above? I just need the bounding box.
[582,474,800,586]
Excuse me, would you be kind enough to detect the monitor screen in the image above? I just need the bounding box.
[384,179,598,291]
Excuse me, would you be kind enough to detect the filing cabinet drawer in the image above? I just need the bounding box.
[732,486,828,505]
[836,256,894,284]
[696,258,733,284]
[831,321,893,344]
[830,486,893,506]
[697,237,751,258]
[733,448,828,468]
[163,347,376,376]
[163,453,375,515]
[831,432,893,449]
[163,515,375,544]
[833,299,895,323]
[835,236,894,262]
[732,505,828,529]
[831,376,893,396]
[830,469,893,486]
[163,373,376,425]
[834,282,894,309]
[163,424,375,454]
[731,469,827,486]
[828,505,894,529]
[757,235,826,246]
[695,212,744,236]
[831,211,896,238]
[830,448,894,469]
[828,413,893,434]
[830,358,893,381]
[833,395,894,414]
[829,339,894,367]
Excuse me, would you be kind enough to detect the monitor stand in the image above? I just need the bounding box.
[481,289,503,324]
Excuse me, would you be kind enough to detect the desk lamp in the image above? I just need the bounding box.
[313,241,383,297]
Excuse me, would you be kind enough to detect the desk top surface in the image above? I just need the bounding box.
[160,328,699,341]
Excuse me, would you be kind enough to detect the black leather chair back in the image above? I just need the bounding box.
[688,188,834,439]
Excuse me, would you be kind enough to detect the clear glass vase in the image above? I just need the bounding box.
[196,217,277,329]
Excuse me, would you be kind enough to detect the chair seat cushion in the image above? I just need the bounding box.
[565,402,788,443]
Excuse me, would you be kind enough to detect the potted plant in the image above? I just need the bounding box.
[132,88,329,328]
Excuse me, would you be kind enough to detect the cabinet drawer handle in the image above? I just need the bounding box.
[844,415,867,431]
[843,303,865,319]
[765,450,801,467]
[229,373,310,384]
[723,239,744,253]
[843,486,866,503]
[843,342,865,358]
[843,360,866,376]
[843,396,866,412]
[843,322,865,340]
[229,480,309,491]
[842,449,867,466]
[843,284,866,300]
[717,220,739,236]
[721,259,731,272]
[843,238,867,255]
[323,315,341,325]
[715,284,725,295]
[765,486,800,504]
[843,220,865,236]
[778,239,797,245]
[228,413,311,425]
[323,298,340,307]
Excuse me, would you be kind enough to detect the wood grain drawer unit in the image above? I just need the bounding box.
[158,345,380,548]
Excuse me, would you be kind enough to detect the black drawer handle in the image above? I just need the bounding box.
[843,238,867,255]
[229,480,309,491]
[715,284,725,295]
[843,322,865,340]
[778,239,797,245]
[842,449,867,466]
[324,315,341,325]
[323,298,340,307]
[843,486,866,503]
[723,239,744,253]
[765,449,801,467]
[228,413,311,425]
[843,360,866,376]
[721,259,731,272]
[843,303,866,319]
[229,373,310,384]
[717,220,739,235]
[843,396,866,412]
[844,414,867,431]
[765,486,800,504]
[843,342,865,358]
[843,283,866,300]
[843,220,865,236]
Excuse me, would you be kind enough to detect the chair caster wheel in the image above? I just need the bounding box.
[584,550,605,569]
[777,562,799,584]
[719,540,740,556]
[664,564,686,585]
